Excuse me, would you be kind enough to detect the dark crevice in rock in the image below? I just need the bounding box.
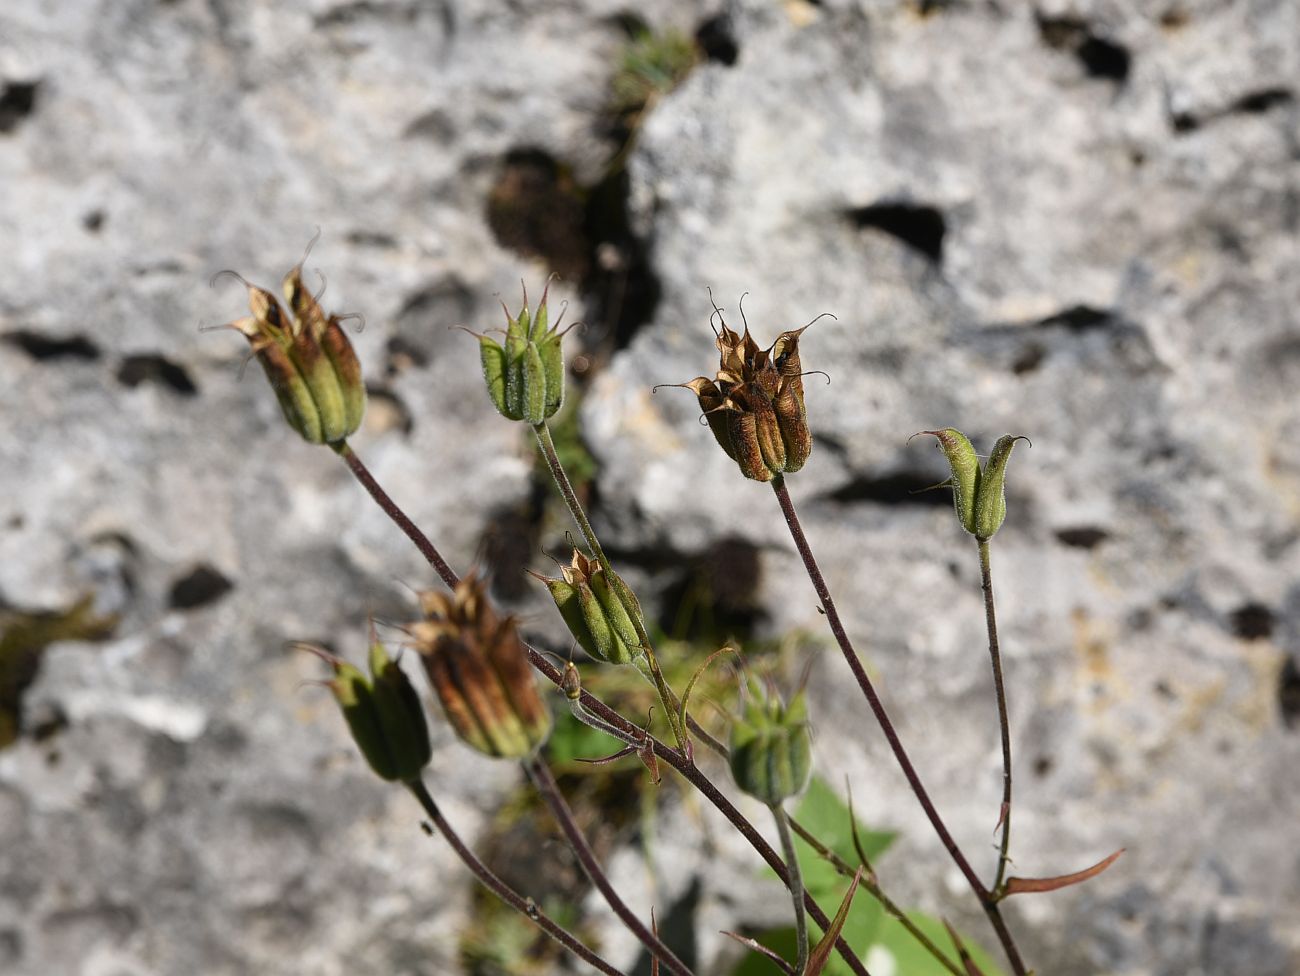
[1037,16,1131,84]
[823,470,950,507]
[168,565,234,610]
[1232,88,1293,115]
[695,14,738,66]
[2,330,101,362]
[362,387,413,437]
[631,878,700,976]
[384,336,430,376]
[654,536,767,646]
[1229,601,1273,641]
[1055,526,1109,549]
[1279,657,1300,730]
[480,494,545,605]
[1037,305,1112,332]
[1012,342,1046,374]
[116,354,199,396]
[846,202,946,263]
[0,80,39,134]
[485,146,661,352]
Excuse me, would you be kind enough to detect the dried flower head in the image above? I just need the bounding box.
[211,248,365,445]
[672,306,814,482]
[411,574,551,759]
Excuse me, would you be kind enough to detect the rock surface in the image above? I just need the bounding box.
[1,0,1298,974]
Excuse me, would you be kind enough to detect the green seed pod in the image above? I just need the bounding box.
[923,428,980,533]
[413,575,551,759]
[973,434,1025,541]
[535,551,645,666]
[215,254,366,446]
[729,678,813,807]
[317,642,431,784]
[472,283,569,424]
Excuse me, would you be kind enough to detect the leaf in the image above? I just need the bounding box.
[870,913,1007,976]
[720,931,794,975]
[791,778,894,894]
[1003,849,1125,897]
[806,868,862,975]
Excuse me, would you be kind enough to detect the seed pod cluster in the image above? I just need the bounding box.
[217,260,366,444]
[478,282,568,425]
[920,429,1027,541]
[321,640,432,783]
[680,315,813,482]
[729,677,813,807]
[534,550,646,666]
[412,574,552,759]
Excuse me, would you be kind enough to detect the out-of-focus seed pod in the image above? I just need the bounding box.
[919,429,1027,541]
[669,314,816,482]
[212,251,366,445]
[729,677,813,807]
[474,282,570,425]
[533,551,645,666]
[412,575,552,759]
[314,640,431,783]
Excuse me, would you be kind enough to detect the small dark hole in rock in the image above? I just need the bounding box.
[1032,755,1053,777]
[82,210,106,233]
[1012,343,1045,374]
[1055,526,1109,549]
[385,336,429,375]
[695,15,738,66]
[2,331,101,362]
[169,565,233,610]
[1232,88,1293,114]
[1037,305,1111,332]
[1078,37,1130,83]
[116,355,198,396]
[1279,657,1300,730]
[846,202,946,263]
[825,471,950,506]
[1229,602,1273,641]
[0,81,38,134]
[363,387,414,437]
[29,703,68,743]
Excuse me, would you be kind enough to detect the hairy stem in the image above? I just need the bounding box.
[525,757,694,976]
[770,475,1027,976]
[773,805,809,975]
[979,538,1014,895]
[334,442,458,589]
[338,450,870,975]
[406,779,626,976]
[533,422,688,754]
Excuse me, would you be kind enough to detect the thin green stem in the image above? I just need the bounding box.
[405,779,626,976]
[533,422,688,754]
[525,757,695,976]
[773,805,809,975]
[770,475,1027,976]
[979,538,1014,895]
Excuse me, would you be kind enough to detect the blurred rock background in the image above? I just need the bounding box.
[1,0,1298,973]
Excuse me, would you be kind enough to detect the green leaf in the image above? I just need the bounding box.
[544,710,624,765]
[870,913,1007,976]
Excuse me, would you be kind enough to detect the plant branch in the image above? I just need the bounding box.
[334,442,458,589]
[773,804,810,975]
[525,757,695,976]
[406,779,626,976]
[770,475,1027,976]
[533,422,688,753]
[979,538,1014,896]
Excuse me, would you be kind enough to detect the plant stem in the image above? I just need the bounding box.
[773,805,809,975]
[334,442,458,589]
[978,538,1014,896]
[785,815,963,976]
[406,779,627,976]
[770,476,1027,976]
[525,757,695,976]
[336,450,871,975]
[533,422,688,754]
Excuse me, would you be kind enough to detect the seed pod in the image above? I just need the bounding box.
[923,428,980,533]
[474,283,569,425]
[413,575,551,759]
[973,434,1025,541]
[673,314,817,482]
[729,677,813,807]
[919,429,1027,541]
[213,252,366,445]
[534,551,645,666]
[316,641,431,784]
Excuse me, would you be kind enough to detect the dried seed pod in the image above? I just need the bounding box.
[412,574,551,759]
[729,676,813,807]
[673,313,816,482]
[213,252,366,444]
